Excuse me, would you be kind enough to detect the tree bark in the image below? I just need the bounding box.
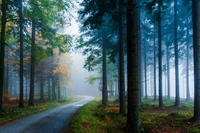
[48,77,51,100]
[52,76,56,100]
[191,0,200,121]
[126,0,140,132]
[174,0,180,107]
[58,80,60,99]
[4,49,9,96]
[102,30,108,106]
[119,0,125,114]
[0,0,8,110]
[186,15,192,102]
[144,42,147,99]
[153,24,157,101]
[29,19,35,106]
[158,0,163,109]
[167,39,170,99]
[19,0,24,107]
[40,76,44,100]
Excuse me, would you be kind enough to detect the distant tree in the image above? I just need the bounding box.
[191,0,200,121]
[40,76,44,100]
[166,37,171,100]
[126,0,141,132]
[144,39,147,99]
[144,0,164,108]
[79,0,127,107]
[158,0,163,109]
[185,15,192,102]
[153,24,157,101]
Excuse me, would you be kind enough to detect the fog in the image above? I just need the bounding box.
[61,12,101,97]
[69,52,101,96]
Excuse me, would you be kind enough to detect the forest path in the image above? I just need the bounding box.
[0,96,93,133]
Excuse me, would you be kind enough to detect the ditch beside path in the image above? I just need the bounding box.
[0,96,93,133]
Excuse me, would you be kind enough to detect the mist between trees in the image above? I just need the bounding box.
[0,0,200,132]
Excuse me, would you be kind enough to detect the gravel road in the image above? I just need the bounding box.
[0,96,93,133]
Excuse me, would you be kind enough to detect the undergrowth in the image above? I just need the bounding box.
[0,96,82,125]
[66,99,126,133]
[66,97,200,133]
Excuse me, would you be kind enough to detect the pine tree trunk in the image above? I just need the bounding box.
[126,0,140,131]
[153,24,157,101]
[4,49,9,95]
[52,76,56,100]
[0,0,7,110]
[119,0,125,114]
[25,77,28,100]
[186,16,192,102]
[158,0,163,109]
[40,76,44,100]
[102,30,108,106]
[174,0,180,107]
[138,1,143,102]
[167,40,170,99]
[144,42,147,99]
[19,0,24,107]
[191,0,200,121]
[48,77,51,100]
[29,19,35,106]
[58,81,60,99]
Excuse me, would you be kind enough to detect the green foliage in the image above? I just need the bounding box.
[190,127,200,133]
[78,0,120,73]
[143,0,172,23]
[107,77,118,85]
[85,76,102,85]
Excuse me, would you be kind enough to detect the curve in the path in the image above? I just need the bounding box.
[0,96,93,133]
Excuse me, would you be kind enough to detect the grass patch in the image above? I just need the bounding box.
[66,99,126,133]
[67,97,200,133]
[140,98,198,132]
[0,96,83,125]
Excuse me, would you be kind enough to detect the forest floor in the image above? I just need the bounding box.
[0,95,83,126]
[66,97,200,133]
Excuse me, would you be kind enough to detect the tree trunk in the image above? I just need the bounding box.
[52,76,56,100]
[58,81,60,99]
[153,24,157,101]
[174,0,180,107]
[167,40,170,99]
[0,0,7,110]
[40,76,44,100]
[19,0,24,107]
[119,0,125,114]
[158,0,163,109]
[102,30,108,106]
[29,19,35,106]
[25,77,28,100]
[4,49,9,96]
[191,0,200,121]
[126,0,141,132]
[138,0,143,102]
[48,77,51,100]
[144,42,147,99]
[186,16,192,102]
